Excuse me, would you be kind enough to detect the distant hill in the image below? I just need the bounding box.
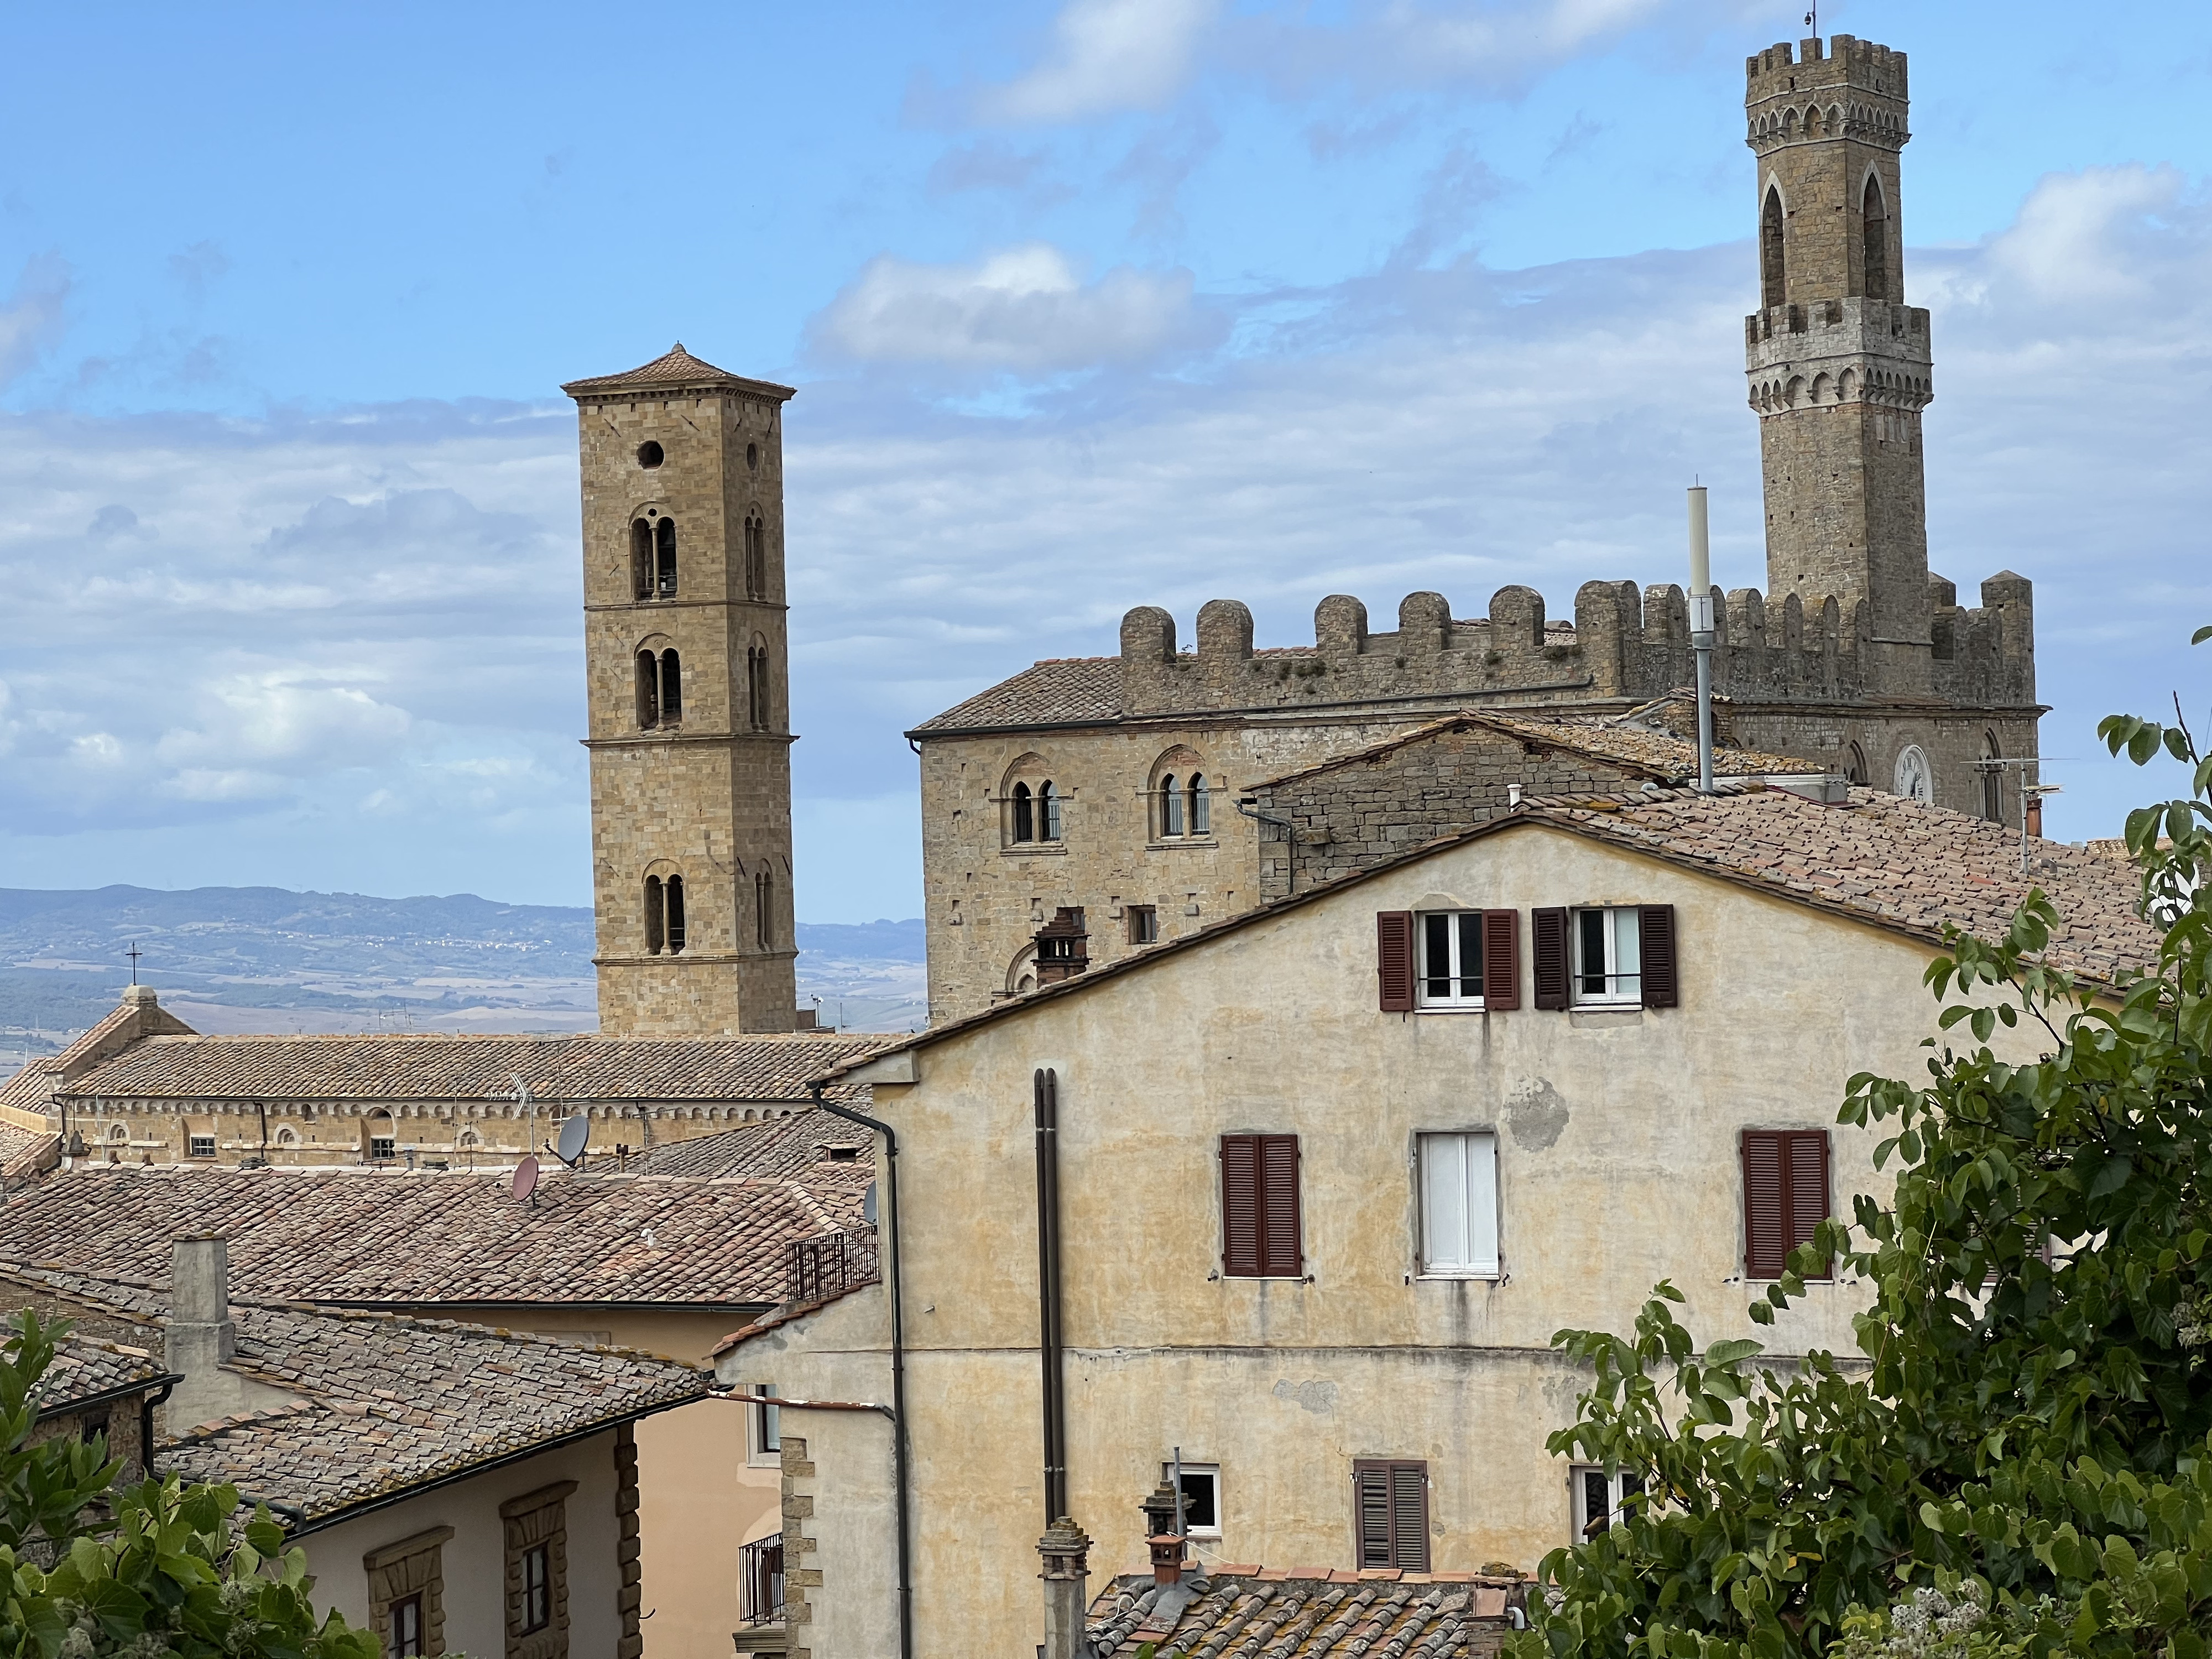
[0,886,925,1051]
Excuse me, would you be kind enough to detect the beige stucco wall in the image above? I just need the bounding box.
[729,817,2054,1657]
[301,1427,623,1657]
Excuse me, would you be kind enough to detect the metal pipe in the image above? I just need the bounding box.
[1236,799,1300,894]
[1034,1068,1066,1524]
[1687,484,1716,794]
[140,1376,177,1481]
[818,1092,914,1659]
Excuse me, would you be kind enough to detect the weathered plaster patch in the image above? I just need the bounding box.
[1506,1078,1569,1151]
[1272,1378,1339,1415]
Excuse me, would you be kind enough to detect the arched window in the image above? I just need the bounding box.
[1861,174,1890,301]
[1760,186,1787,309]
[755,870,774,950]
[1981,732,2003,823]
[275,1125,298,1146]
[1844,743,1869,786]
[655,518,678,598]
[1188,773,1210,835]
[1161,775,1185,837]
[747,642,771,731]
[631,520,654,601]
[660,649,682,723]
[665,874,687,953]
[108,1122,128,1142]
[1039,781,1062,842]
[1011,782,1035,843]
[645,875,666,954]
[636,650,660,729]
[745,515,767,600]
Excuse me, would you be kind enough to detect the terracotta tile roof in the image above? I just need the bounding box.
[0,1265,707,1524]
[559,342,795,400]
[638,1107,873,1181]
[0,1162,868,1309]
[45,1031,884,1107]
[34,1330,175,1417]
[1249,708,1824,793]
[0,1117,56,1180]
[1085,1569,1520,1656]
[909,655,1124,735]
[708,1279,876,1358]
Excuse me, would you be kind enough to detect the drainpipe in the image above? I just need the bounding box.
[1034,1068,1066,1524]
[816,1089,912,1659]
[1235,799,1299,894]
[1687,484,1716,795]
[140,1376,177,1480]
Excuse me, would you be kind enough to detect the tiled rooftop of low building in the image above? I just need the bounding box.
[39,1030,884,1107]
[0,1159,868,1309]
[636,1106,872,1181]
[1085,1568,1519,1657]
[34,1328,174,1415]
[910,655,1125,734]
[0,1265,707,1523]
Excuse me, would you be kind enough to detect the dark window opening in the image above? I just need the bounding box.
[1039,780,1062,842]
[1576,1467,1645,1538]
[369,1135,395,1161]
[1861,174,1890,300]
[660,649,682,723]
[645,875,666,955]
[521,1544,551,1634]
[1421,911,1484,1004]
[635,650,660,729]
[755,871,774,950]
[655,517,677,598]
[1844,743,1869,786]
[389,1593,425,1659]
[1189,773,1209,835]
[1354,1459,1429,1572]
[1034,906,1088,983]
[747,644,771,731]
[746,441,759,472]
[637,440,664,469]
[745,516,767,599]
[665,874,687,953]
[188,1134,216,1159]
[1160,774,1183,837]
[1982,735,2003,822]
[1011,782,1035,843]
[1760,187,1787,309]
[1128,905,1159,945]
[81,1412,109,1452]
[630,520,653,601]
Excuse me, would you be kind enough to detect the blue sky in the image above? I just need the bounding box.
[3,0,2209,922]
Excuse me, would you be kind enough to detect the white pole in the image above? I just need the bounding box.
[1687,486,1715,794]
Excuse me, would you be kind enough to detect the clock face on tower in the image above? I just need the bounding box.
[1893,744,1933,805]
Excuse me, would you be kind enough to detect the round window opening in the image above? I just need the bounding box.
[746,442,759,472]
[637,440,665,469]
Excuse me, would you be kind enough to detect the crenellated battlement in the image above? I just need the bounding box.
[1746,35,1909,154]
[1115,572,2033,721]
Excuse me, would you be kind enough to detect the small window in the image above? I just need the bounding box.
[630,519,653,601]
[1162,1461,1222,1537]
[1160,775,1184,837]
[1572,907,1641,1005]
[1010,782,1035,844]
[753,1383,781,1460]
[187,1134,216,1159]
[755,870,774,951]
[1353,1459,1429,1572]
[746,441,759,472]
[1418,1131,1499,1277]
[1188,774,1209,835]
[370,1136,396,1161]
[1742,1129,1832,1280]
[389,1594,424,1659]
[636,440,664,469]
[1981,733,2003,822]
[665,874,687,953]
[660,649,682,723]
[1572,1465,1645,1541]
[521,1543,552,1634]
[1039,781,1062,842]
[744,515,766,599]
[655,518,677,598]
[1128,905,1159,945]
[747,642,772,731]
[1220,1133,1301,1279]
[635,649,660,729]
[1418,912,1485,1008]
[645,874,666,954]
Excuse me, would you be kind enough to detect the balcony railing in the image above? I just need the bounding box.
[786,1228,881,1305]
[739,1535,785,1627]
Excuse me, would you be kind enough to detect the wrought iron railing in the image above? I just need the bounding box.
[738,1535,785,1626]
[785,1228,881,1305]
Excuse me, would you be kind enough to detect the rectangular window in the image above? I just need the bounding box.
[1162,1462,1222,1538]
[1572,907,1641,1004]
[1571,1466,1645,1541]
[520,1546,551,1634]
[1741,1129,1832,1279]
[1418,912,1484,1006]
[369,1136,396,1161]
[1128,905,1159,945]
[187,1134,216,1159]
[1418,1131,1499,1277]
[390,1595,424,1659]
[753,1384,781,1460]
[1353,1459,1429,1571]
[1220,1134,1301,1279]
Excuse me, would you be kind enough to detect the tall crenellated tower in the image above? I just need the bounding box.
[561,345,799,1035]
[1745,34,1933,690]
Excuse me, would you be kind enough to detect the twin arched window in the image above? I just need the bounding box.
[636,648,681,729]
[1157,773,1210,839]
[755,870,775,950]
[1009,781,1062,844]
[1981,732,2004,823]
[631,518,678,601]
[744,514,768,601]
[645,874,687,954]
[747,639,772,731]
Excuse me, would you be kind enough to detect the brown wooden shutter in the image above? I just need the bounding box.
[1532,907,1570,1010]
[1353,1460,1430,1571]
[1377,912,1415,1012]
[1260,1134,1302,1277]
[1221,1135,1262,1277]
[1639,904,1678,1008]
[1741,1130,1786,1279]
[1785,1129,1832,1277]
[1481,910,1520,1010]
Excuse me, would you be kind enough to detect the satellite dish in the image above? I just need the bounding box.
[555,1115,589,1165]
[512,1155,540,1202]
[863,1180,879,1228]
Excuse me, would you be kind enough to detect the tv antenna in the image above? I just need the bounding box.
[126,943,142,985]
[510,1074,537,1173]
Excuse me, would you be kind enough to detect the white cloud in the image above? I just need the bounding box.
[0,254,70,389]
[978,0,1219,123]
[811,244,1219,371]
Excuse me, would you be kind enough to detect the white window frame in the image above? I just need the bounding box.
[1415,911,1486,1010]
[1417,1131,1499,1278]
[1571,907,1642,1006]
[1161,1461,1222,1539]
[1570,1464,1645,1541]
[748,1383,781,1467]
[187,1134,217,1159]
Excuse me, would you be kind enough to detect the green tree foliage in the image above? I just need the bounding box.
[0,1311,374,1659]
[1510,675,2212,1658]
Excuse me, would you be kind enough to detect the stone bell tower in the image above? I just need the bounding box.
[1745,34,1933,691]
[561,345,798,1035]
